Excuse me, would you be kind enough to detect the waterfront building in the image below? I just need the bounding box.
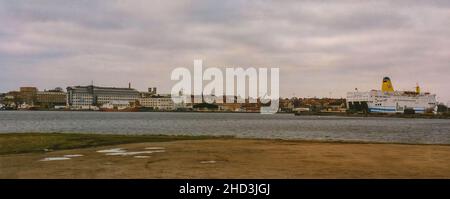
[36,88,67,108]
[0,93,5,109]
[139,95,175,110]
[322,101,347,113]
[3,91,20,108]
[218,103,242,112]
[19,87,38,106]
[241,100,262,112]
[139,87,158,98]
[4,87,68,109]
[279,98,294,112]
[0,93,5,104]
[67,85,139,109]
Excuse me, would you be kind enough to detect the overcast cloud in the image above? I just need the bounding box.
[0,0,449,102]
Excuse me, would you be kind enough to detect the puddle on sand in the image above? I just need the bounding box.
[148,150,166,153]
[134,156,151,158]
[200,160,217,164]
[39,154,84,162]
[64,154,84,158]
[145,147,165,150]
[97,148,166,156]
[97,148,126,153]
[39,157,71,161]
[105,150,165,156]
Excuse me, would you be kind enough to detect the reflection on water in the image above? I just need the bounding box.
[1,111,449,144]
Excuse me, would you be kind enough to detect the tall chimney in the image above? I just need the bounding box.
[129,82,131,89]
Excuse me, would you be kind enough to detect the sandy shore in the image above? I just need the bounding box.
[1,138,450,179]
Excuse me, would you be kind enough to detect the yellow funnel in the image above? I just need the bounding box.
[382,77,394,92]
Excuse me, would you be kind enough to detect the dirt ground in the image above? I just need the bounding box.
[1,139,450,179]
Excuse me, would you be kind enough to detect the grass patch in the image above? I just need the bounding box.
[0,133,230,155]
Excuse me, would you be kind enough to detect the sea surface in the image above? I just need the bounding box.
[0,111,449,144]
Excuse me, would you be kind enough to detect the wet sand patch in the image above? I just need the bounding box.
[200,160,217,164]
[97,147,166,156]
[134,156,151,159]
[39,154,84,161]
[39,157,71,161]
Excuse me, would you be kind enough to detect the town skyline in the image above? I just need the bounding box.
[0,78,441,97]
[1,1,449,102]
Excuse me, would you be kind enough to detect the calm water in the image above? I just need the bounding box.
[0,111,449,144]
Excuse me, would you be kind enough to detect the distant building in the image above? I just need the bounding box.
[19,87,38,106]
[0,93,5,109]
[36,89,67,108]
[322,101,347,113]
[139,87,158,98]
[0,93,5,103]
[4,91,20,108]
[139,95,175,110]
[6,87,68,109]
[67,85,139,109]
[279,98,294,112]
[241,101,262,112]
[218,103,242,112]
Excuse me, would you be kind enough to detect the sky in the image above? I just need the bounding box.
[0,0,449,102]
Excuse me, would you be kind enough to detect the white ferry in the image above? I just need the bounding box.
[346,77,437,114]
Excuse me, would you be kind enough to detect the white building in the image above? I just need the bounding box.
[139,96,175,110]
[67,85,139,110]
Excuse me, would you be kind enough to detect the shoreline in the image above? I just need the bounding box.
[1,132,450,152]
[1,133,450,178]
[2,109,449,119]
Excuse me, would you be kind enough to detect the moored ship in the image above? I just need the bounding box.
[346,77,437,114]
